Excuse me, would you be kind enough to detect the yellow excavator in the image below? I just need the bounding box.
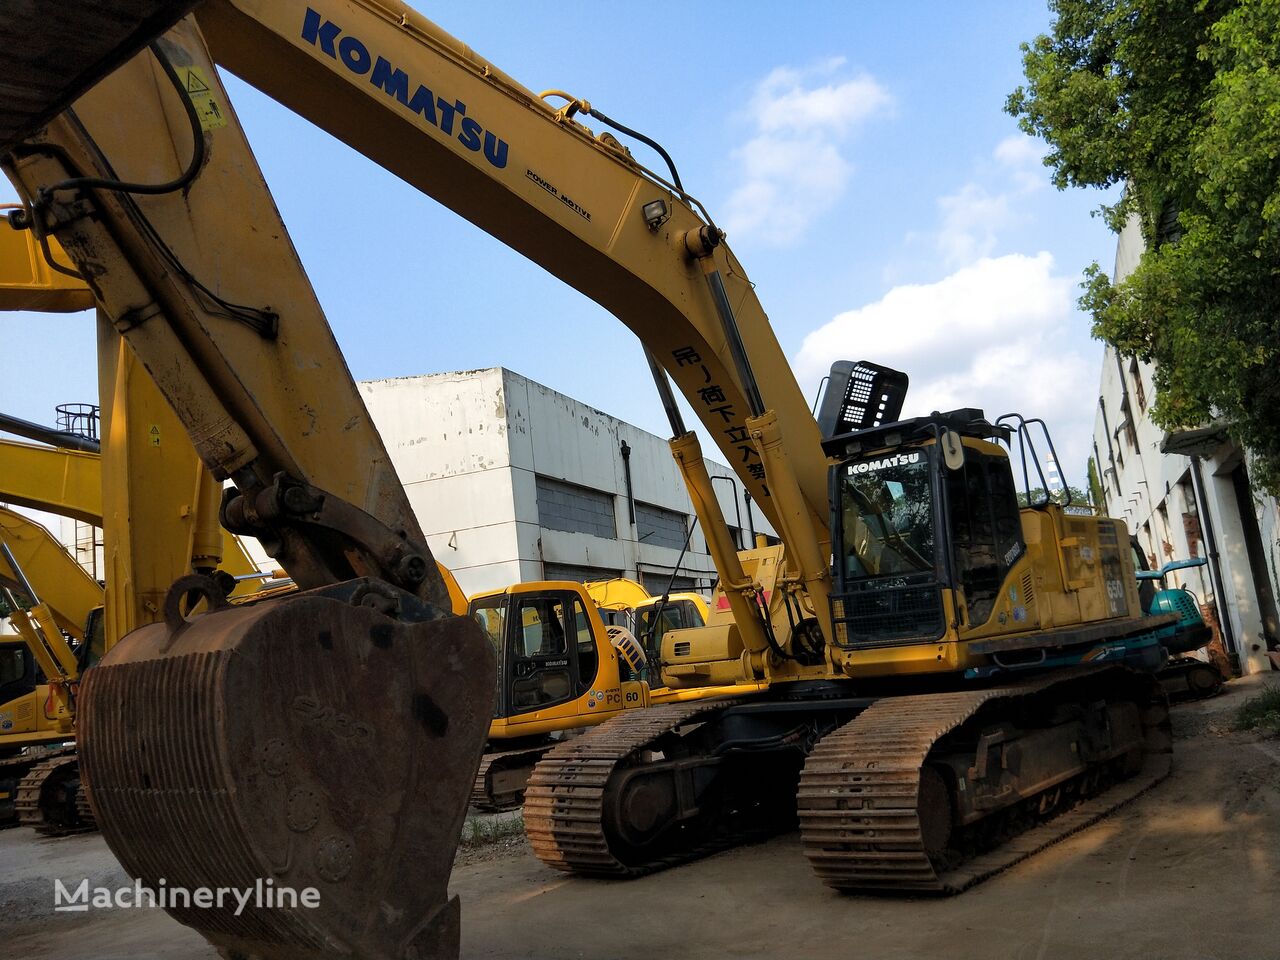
[0,3,1175,958]
[0,411,269,832]
[468,577,737,810]
[0,507,104,831]
[585,576,711,660]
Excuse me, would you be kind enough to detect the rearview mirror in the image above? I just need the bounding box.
[941,429,965,471]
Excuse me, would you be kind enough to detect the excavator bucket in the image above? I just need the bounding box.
[80,580,495,960]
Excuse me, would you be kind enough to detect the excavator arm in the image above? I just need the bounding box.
[6,0,834,628]
[2,12,495,958]
[0,3,840,957]
[0,507,103,641]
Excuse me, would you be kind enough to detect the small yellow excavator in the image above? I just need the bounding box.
[0,507,103,831]
[468,577,748,810]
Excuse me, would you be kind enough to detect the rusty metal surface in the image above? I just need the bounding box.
[797,667,1172,894]
[80,583,494,960]
[0,1,196,150]
[470,746,554,812]
[524,699,742,877]
[9,746,87,834]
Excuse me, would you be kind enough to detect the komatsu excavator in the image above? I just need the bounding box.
[0,2,1174,958]
[469,577,737,811]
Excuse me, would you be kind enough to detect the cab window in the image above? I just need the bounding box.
[0,647,24,686]
[509,597,572,712]
[944,452,1025,626]
[469,598,509,718]
[572,598,598,694]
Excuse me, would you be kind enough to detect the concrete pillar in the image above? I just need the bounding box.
[1204,466,1272,674]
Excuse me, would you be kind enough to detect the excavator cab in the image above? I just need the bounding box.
[824,408,1024,651]
[823,396,1161,678]
[0,639,39,732]
[635,593,707,674]
[470,582,640,730]
[467,581,651,810]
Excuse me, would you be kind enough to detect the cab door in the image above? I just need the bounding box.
[505,593,577,722]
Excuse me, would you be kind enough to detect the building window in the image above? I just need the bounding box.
[635,502,688,550]
[542,562,622,583]
[1129,358,1147,413]
[536,476,617,539]
[640,573,701,595]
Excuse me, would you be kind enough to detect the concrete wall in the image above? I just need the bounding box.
[361,367,776,598]
[360,369,524,596]
[1092,215,1277,674]
[502,369,774,594]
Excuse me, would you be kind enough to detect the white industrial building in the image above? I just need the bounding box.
[360,367,775,599]
[1093,216,1278,676]
[38,368,774,601]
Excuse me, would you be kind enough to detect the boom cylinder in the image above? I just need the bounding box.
[669,432,769,657]
[748,409,834,644]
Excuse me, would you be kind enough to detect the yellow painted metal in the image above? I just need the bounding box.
[7,604,72,678]
[438,563,466,616]
[0,508,103,740]
[0,222,264,602]
[669,432,769,657]
[193,0,829,567]
[1,3,830,684]
[0,217,93,313]
[748,409,834,645]
[4,21,453,611]
[476,580,643,740]
[0,631,76,740]
[96,324,266,642]
[584,577,651,613]
[0,507,102,640]
[0,431,262,590]
[0,440,101,525]
[0,0,1160,709]
[474,578,755,741]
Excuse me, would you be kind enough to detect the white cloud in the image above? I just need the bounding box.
[935,184,1011,267]
[993,134,1048,192]
[795,253,1100,483]
[724,61,890,245]
[932,135,1047,268]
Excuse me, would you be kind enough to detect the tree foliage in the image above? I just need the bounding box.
[1086,455,1105,508]
[1008,0,1280,493]
[1016,484,1091,508]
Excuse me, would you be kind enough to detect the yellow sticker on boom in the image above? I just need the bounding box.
[181,66,227,131]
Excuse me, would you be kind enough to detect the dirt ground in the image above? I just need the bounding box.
[2,675,1277,960]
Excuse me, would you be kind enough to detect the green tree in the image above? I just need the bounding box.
[1086,456,1105,508]
[1007,0,1280,493]
[1016,484,1091,508]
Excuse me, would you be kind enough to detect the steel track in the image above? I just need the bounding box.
[524,698,750,876]
[797,668,1171,893]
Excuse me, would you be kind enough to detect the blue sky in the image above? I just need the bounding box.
[1,1,1120,492]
